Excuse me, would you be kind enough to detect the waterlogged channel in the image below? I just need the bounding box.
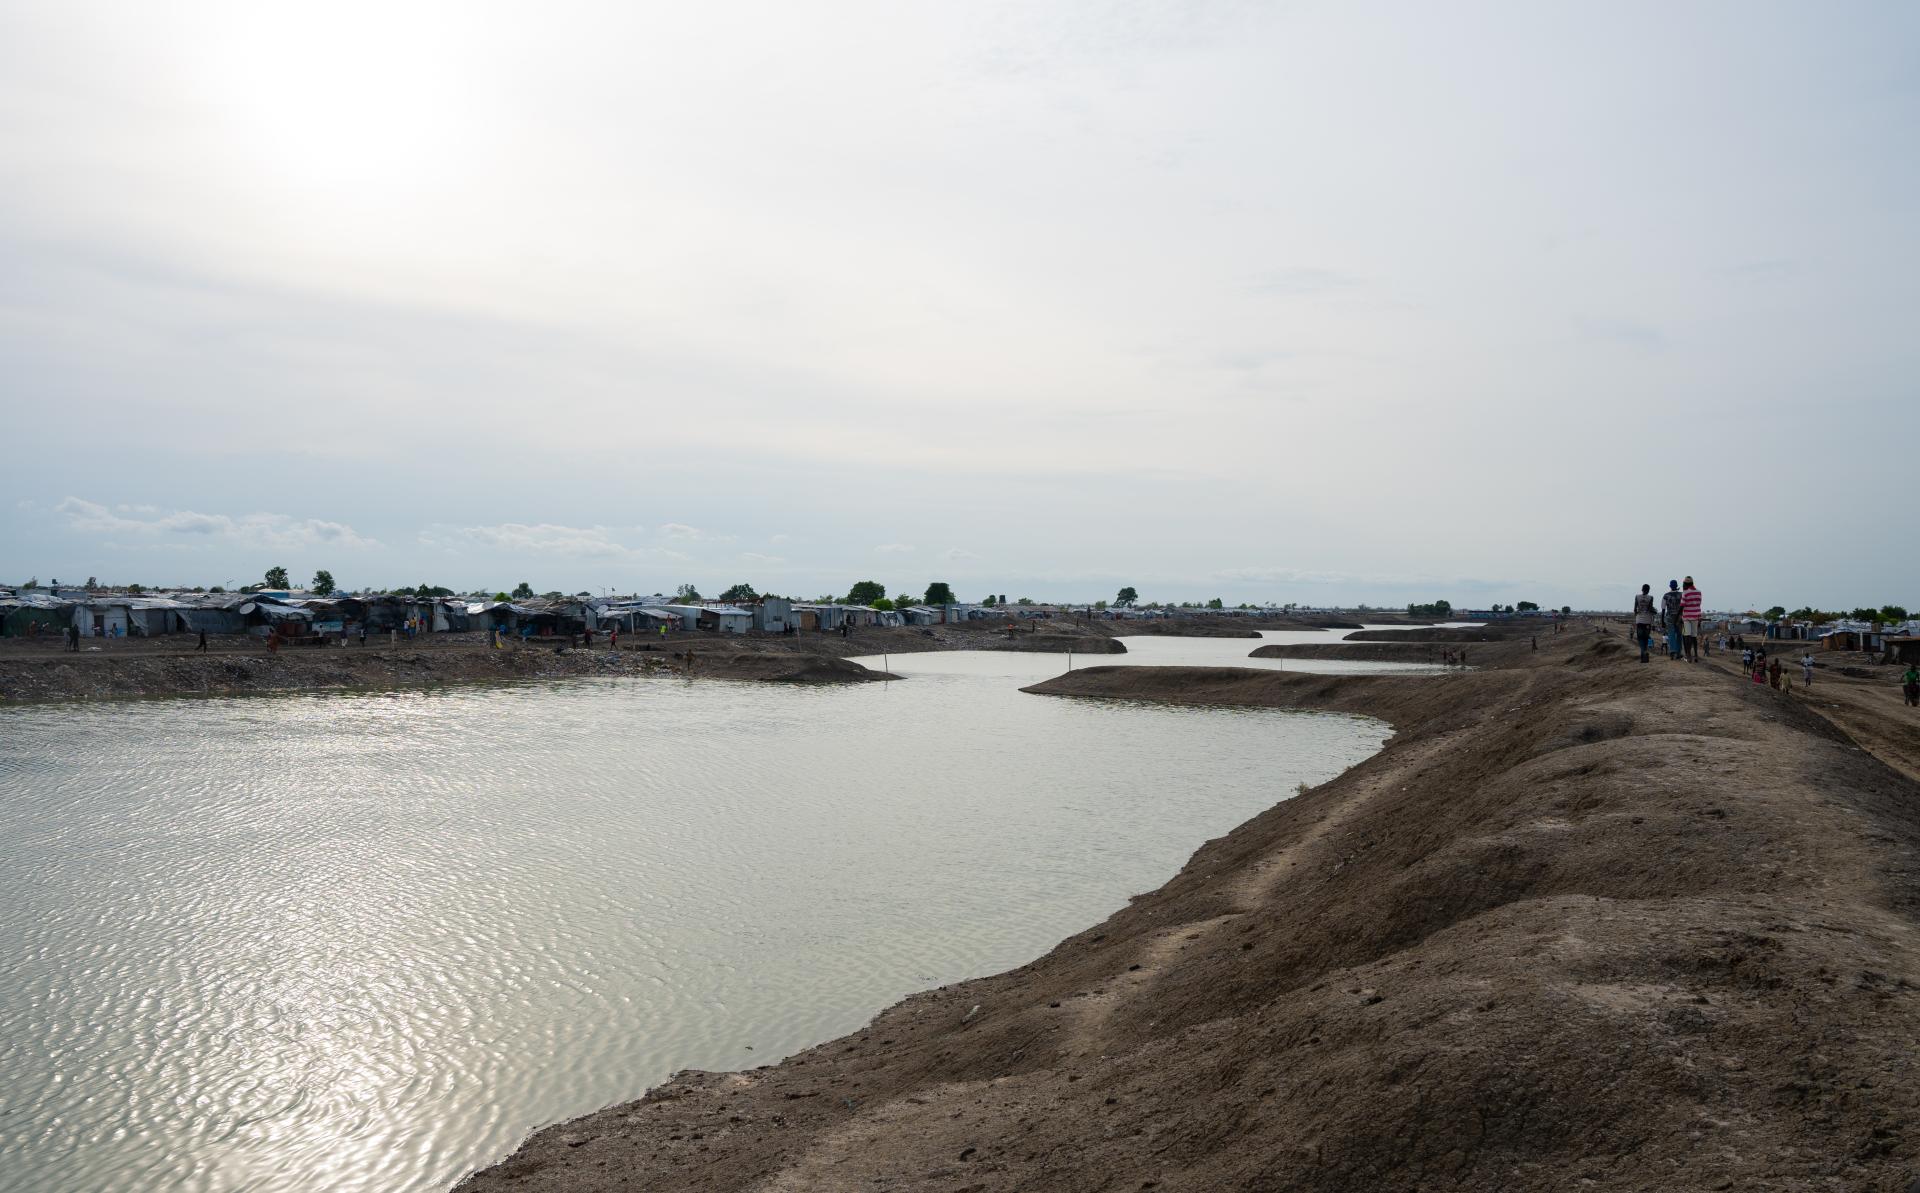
[0,632,1431,1192]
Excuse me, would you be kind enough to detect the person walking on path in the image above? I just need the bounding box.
[1661,581,1685,660]
[66,622,80,652]
[1904,664,1920,708]
[1633,584,1657,663]
[196,628,207,653]
[1680,578,1703,662]
[1768,657,1782,690]
[1802,652,1816,687]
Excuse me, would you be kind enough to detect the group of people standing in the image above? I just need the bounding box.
[1631,577,1705,663]
[1738,643,1815,694]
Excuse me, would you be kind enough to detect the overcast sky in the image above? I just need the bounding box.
[2,2,1914,610]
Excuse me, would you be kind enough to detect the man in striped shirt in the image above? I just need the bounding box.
[1680,576,1704,663]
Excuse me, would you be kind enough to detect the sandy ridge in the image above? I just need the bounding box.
[456,624,1920,1191]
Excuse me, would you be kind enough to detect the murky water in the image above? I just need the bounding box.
[0,633,1413,1192]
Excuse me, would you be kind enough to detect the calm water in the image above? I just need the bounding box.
[0,633,1418,1192]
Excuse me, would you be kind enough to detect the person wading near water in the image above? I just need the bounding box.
[1632,584,1657,663]
[1680,577,1703,662]
[1661,581,1685,661]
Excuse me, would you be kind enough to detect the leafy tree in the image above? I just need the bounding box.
[1407,599,1453,617]
[1115,586,1138,607]
[893,592,915,607]
[1206,597,1224,610]
[1517,600,1539,612]
[415,584,453,598]
[512,581,535,599]
[127,583,144,594]
[1882,605,1909,623]
[719,582,759,603]
[1849,607,1879,623]
[1093,599,1108,610]
[924,581,956,606]
[674,583,703,602]
[1560,605,1571,616]
[312,569,336,596]
[493,592,510,602]
[981,594,997,607]
[845,580,886,606]
[872,598,896,611]
[1016,597,1035,606]
[210,585,226,594]
[85,576,98,589]
[1764,606,1789,621]
[263,565,290,589]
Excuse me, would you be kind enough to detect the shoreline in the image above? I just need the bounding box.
[457,621,1920,1191]
[0,640,898,704]
[0,614,1365,705]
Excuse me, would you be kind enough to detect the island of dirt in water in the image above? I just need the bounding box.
[457,620,1920,1191]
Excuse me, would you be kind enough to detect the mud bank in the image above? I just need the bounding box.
[1249,641,1465,663]
[459,624,1920,1192]
[1344,626,1498,643]
[0,644,889,703]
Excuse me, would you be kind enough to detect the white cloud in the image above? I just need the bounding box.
[658,523,706,541]
[55,496,377,549]
[940,547,978,562]
[874,542,914,554]
[740,552,786,566]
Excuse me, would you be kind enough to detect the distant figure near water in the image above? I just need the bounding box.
[1680,577,1703,662]
[1661,581,1684,660]
[1632,584,1657,663]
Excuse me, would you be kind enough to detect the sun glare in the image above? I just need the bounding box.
[195,9,475,202]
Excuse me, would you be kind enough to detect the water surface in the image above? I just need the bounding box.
[0,638,1401,1192]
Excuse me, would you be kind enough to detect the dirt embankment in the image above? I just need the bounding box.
[459,621,1920,1192]
[0,624,1124,703]
[1344,626,1500,643]
[0,642,890,702]
[1250,642,1462,663]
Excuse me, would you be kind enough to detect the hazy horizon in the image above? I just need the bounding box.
[3,2,1914,612]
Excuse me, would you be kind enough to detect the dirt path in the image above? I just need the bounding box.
[456,624,1920,1191]
[1687,645,1920,784]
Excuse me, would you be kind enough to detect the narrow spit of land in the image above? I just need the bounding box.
[458,621,1920,1192]
[0,614,1374,704]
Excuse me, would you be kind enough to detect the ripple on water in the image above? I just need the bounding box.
[0,651,1389,1192]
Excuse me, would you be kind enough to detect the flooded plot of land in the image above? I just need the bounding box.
[0,639,1397,1192]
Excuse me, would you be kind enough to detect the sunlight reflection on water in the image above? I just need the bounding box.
[0,636,1408,1192]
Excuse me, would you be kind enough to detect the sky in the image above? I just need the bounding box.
[1,1,1914,611]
